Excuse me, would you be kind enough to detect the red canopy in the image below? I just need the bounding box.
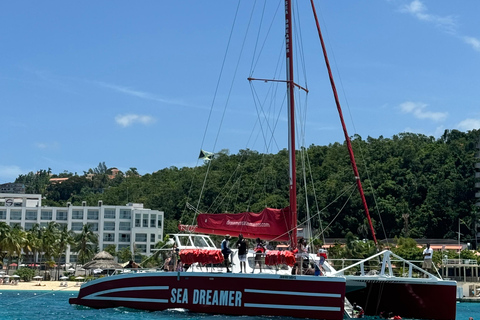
[9,263,18,267]
[179,207,294,241]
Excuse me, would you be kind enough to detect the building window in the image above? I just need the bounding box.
[87,209,99,220]
[104,221,115,231]
[118,244,129,250]
[135,214,141,227]
[119,222,131,231]
[71,222,83,231]
[103,233,115,242]
[142,214,148,228]
[56,211,67,220]
[72,210,83,220]
[70,255,78,262]
[40,222,48,228]
[10,210,22,220]
[41,210,52,220]
[157,216,162,228]
[150,244,156,251]
[135,233,147,242]
[104,208,115,219]
[150,233,156,243]
[150,214,156,228]
[120,209,131,219]
[26,210,37,221]
[58,223,67,230]
[25,223,35,230]
[10,222,21,228]
[119,233,131,242]
[0,210,6,219]
[136,244,147,253]
[89,223,98,231]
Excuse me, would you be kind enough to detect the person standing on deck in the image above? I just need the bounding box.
[252,238,265,273]
[422,243,433,274]
[236,234,247,273]
[221,234,232,273]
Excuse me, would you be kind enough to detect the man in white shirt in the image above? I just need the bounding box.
[422,243,433,274]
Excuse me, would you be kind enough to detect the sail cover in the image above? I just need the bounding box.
[178,207,294,242]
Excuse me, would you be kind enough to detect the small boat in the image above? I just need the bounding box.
[70,1,456,319]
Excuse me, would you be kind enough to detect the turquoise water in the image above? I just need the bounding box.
[0,289,477,320]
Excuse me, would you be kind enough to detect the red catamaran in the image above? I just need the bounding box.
[70,1,456,319]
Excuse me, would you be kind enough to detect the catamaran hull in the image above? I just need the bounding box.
[345,278,457,320]
[69,272,346,320]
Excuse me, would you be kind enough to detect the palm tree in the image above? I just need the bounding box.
[41,222,60,279]
[0,222,11,266]
[2,225,26,267]
[24,224,41,268]
[54,225,75,280]
[72,224,98,266]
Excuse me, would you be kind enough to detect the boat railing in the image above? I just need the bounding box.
[328,250,444,280]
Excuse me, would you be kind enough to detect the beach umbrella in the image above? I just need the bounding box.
[33,275,42,280]
[9,263,18,267]
[93,268,103,274]
[3,275,10,278]
[68,267,75,272]
[75,276,85,280]
[12,275,20,278]
[60,276,68,280]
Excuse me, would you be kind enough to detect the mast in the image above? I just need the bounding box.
[285,0,297,249]
[310,0,377,245]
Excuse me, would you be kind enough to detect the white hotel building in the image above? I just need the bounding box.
[0,193,164,264]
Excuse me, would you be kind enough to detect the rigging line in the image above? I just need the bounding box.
[305,182,359,241]
[195,1,255,216]
[271,182,357,243]
[250,0,282,76]
[292,0,309,90]
[183,1,243,226]
[207,163,242,214]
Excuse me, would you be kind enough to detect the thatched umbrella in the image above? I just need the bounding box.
[83,251,123,271]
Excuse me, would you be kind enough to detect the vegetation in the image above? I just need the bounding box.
[2,129,479,263]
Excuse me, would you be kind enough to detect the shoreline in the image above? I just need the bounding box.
[0,280,80,292]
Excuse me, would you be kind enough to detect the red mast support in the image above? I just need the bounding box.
[285,0,297,249]
[309,0,377,245]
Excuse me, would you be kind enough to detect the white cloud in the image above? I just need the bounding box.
[399,101,448,122]
[95,81,191,107]
[400,0,457,33]
[463,36,480,52]
[115,114,155,127]
[35,142,59,149]
[456,118,480,131]
[0,165,24,183]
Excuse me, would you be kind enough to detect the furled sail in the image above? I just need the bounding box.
[179,207,294,242]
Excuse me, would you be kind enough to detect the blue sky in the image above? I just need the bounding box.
[1,0,479,183]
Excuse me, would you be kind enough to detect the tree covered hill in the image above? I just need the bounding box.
[15,129,480,243]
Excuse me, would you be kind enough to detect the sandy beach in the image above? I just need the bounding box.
[0,280,80,292]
